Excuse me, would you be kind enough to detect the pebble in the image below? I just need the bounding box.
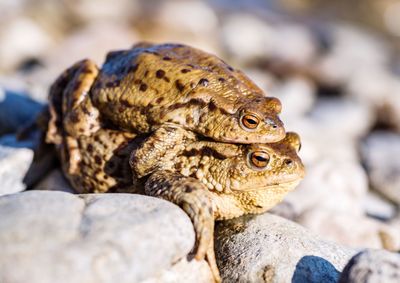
[221,13,275,63]
[34,169,76,194]
[0,144,33,196]
[339,250,400,283]
[363,191,397,221]
[0,88,43,136]
[0,17,53,72]
[156,0,218,35]
[361,131,400,205]
[215,213,356,283]
[285,159,368,216]
[271,76,316,122]
[269,24,318,66]
[316,24,389,85]
[0,191,212,283]
[297,209,399,249]
[308,98,374,140]
[347,68,400,132]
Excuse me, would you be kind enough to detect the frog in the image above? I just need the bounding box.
[45,42,285,151]
[54,123,304,283]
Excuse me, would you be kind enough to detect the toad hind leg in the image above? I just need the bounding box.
[47,59,100,174]
[47,59,99,144]
[145,170,221,283]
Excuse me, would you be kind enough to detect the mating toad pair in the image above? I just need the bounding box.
[42,43,305,282]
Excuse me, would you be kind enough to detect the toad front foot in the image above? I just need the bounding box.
[144,170,221,283]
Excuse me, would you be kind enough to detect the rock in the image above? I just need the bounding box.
[221,14,275,63]
[285,159,368,216]
[215,213,356,283]
[316,25,389,85]
[135,1,220,56]
[0,144,33,196]
[0,134,35,149]
[268,200,298,221]
[0,88,43,136]
[0,191,212,283]
[361,132,400,205]
[33,22,138,101]
[221,16,317,66]
[34,169,75,194]
[363,191,397,221]
[339,250,400,283]
[297,209,399,249]
[156,0,217,35]
[64,0,138,25]
[268,24,318,66]
[284,98,373,166]
[271,76,316,122]
[346,67,394,109]
[308,98,374,140]
[142,258,212,283]
[347,68,400,132]
[0,17,54,72]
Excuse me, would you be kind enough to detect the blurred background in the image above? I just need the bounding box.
[0,0,400,251]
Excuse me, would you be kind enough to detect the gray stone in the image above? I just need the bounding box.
[221,14,275,63]
[271,76,316,122]
[268,200,298,221]
[339,250,400,283]
[0,144,33,196]
[316,25,389,85]
[0,88,43,136]
[0,17,53,71]
[363,191,397,221]
[297,209,399,249]
[0,191,212,283]
[34,169,76,193]
[215,213,356,283]
[361,132,400,205]
[308,98,374,140]
[285,159,368,216]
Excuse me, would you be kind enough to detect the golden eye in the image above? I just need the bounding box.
[241,114,259,129]
[249,151,270,169]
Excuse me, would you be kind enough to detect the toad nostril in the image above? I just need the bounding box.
[284,159,293,165]
[265,118,278,129]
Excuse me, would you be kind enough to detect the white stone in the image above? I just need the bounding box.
[363,191,397,221]
[65,0,138,24]
[308,98,374,140]
[0,144,33,196]
[221,14,275,63]
[339,250,400,283]
[0,17,53,71]
[0,191,211,283]
[285,159,368,216]
[271,76,316,121]
[361,131,400,205]
[156,1,218,35]
[297,209,399,249]
[316,24,389,85]
[215,213,357,283]
[270,24,317,66]
[34,169,75,194]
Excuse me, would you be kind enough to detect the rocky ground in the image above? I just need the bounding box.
[1,0,400,282]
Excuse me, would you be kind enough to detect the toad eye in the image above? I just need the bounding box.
[249,151,270,169]
[241,114,260,130]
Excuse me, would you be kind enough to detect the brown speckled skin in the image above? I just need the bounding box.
[56,42,285,144]
[43,46,303,283]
